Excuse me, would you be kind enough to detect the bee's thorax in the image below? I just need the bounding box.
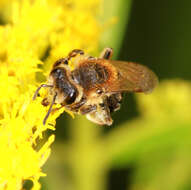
[71,61,109,91]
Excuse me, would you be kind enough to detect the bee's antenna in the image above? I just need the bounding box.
[43,92,57,125]
[33,84,53,100]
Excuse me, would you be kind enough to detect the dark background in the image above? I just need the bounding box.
[121,0,190,80]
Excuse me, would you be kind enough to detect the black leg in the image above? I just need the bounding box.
[33,84,53,100]
[102,97,111,117]
[99,47,113,60]
[53,49,84,68]
[53,58,69,67]
[79,105,97,115]
[68,49,84,59]
[107,93,122,113]
[43,92,57,125]
[65,97,87,112]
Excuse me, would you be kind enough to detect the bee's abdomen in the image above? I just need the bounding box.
[50,67,78,104]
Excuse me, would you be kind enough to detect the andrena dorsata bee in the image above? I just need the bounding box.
[33,48,158,126]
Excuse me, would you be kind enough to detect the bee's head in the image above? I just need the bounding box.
[50,67,78,105]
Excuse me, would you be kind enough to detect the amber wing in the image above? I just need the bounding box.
[105,60,158,93]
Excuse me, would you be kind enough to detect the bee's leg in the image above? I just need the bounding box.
[79,105,97,115]
[107,93,122,113]
[87,56,96,60]
[33,84,53,100]
[101,98,112,118]
[65,97,87,112]
[99,47,113,60]
[50,105,64,114]
[68,49,84,59]
[53,58,69,67]
[53,49,84,67]
[44,97,87,117]
[43,92,57,125]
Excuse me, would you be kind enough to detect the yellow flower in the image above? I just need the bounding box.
[0,0,100,189]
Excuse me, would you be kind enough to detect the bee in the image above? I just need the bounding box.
[33,48,158,126]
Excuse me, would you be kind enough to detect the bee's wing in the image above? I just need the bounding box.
[105,60,158,93]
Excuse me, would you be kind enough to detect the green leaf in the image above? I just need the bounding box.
[99,0,132,58]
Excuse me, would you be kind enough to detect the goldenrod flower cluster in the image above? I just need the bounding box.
[136,80,191,123]
[0,0,100,189]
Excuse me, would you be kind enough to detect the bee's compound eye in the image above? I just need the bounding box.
[50,68,65,79]
[65,90,77,104]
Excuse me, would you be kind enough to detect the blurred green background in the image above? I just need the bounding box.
[42,1,191,190]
